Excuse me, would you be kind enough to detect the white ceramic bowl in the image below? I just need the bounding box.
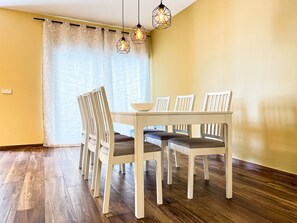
[131,102,154,111]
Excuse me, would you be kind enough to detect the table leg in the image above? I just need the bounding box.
[134,122,145,218]
[225,122,233,199]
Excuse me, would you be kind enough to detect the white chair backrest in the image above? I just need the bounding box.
[93,87,115,156]
[90,90,103,143]
[154,97,170,111]
[173,94,195,135]
[82,93,97,138]
[152,96,170,131]
[77,95,87,134]
[201,91,232,141]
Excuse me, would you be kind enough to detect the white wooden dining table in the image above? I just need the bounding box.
[111,111,233,219]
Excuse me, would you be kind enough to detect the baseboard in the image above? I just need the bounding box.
[232,157,297,177]
[0,143,43,151]
[192,154,297,177]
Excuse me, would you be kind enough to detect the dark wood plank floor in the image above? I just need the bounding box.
[0,146,297,223]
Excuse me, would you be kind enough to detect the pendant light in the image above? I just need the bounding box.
[131,0,147,44]
[152,0,171,29]
[116,0,130,54]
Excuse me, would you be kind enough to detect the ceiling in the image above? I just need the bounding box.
[0,0,197,31]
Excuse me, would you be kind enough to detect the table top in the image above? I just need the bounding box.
[111,110,233,127]
[111,111,233,116]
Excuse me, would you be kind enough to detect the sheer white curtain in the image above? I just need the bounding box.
[43,19,150,146]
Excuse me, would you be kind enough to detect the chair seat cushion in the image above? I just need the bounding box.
[115,134,134,142]
[89,134,133,145]
[130,128,165,136]
[168,137,225,148]
[101,141,161,156]
[145,132,188,141]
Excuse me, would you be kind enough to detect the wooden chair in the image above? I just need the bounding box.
[167,91,232,199]
[145,94,195,178]
[130,96,170,136]
[83,92,133,188]
[88,88,134,181]
[93,86,163,214]
[77,95,89,174]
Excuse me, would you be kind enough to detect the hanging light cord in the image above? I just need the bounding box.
[122,0,124,36]
[138,0,140,24]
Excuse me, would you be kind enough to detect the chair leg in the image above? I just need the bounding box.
[94,158,102,197]
[225,153,233,199]
[167,147,173,185]
[155,154,163,205]
[187,155,195,199]
[161,141,167,180]
[145,161,149,172]
[144,136,150,172]
[91,149,99,190]
[174,151,180,168]
[90,152,94,165]
[81,144,87,175]
[84,150,91,180]
[203,155,209,180]
[119,164,126,174]
[122,164,126,174]
[102,163,113,214]
[79,143,84,169]
[82,141,89,176]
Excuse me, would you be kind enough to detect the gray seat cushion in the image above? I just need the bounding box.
[130,128,165,136]
[101,141,161,156]
[115,134,134,142]
[145,132,188,141]
[89,134,133,145]
[168,137,225,148]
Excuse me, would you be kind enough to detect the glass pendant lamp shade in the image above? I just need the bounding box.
[152,0,171,29]
[116,36,130,54]
[131,0,146,44]
[116,0,130,54]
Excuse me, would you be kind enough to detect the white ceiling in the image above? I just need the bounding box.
[0,0,197,30]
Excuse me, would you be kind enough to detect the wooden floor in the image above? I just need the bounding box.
[0,146,297,223]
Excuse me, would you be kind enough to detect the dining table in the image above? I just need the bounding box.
[111,110,233,219]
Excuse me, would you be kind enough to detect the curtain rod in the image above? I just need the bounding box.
[34,17,130,34]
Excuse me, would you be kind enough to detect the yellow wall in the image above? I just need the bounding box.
[0,9,43,146]
[151,0,297,174]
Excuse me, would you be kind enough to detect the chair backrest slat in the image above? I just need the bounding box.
[93,87,115,156]
[154,96,170,112]
[77,95,87,133]
[82,93,97,137]
[173,94,195,135]
[90,90,104,146]
[201,91,232,141]
[153,96,170,131]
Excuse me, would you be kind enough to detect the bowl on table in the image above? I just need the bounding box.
[130,102,155,111]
